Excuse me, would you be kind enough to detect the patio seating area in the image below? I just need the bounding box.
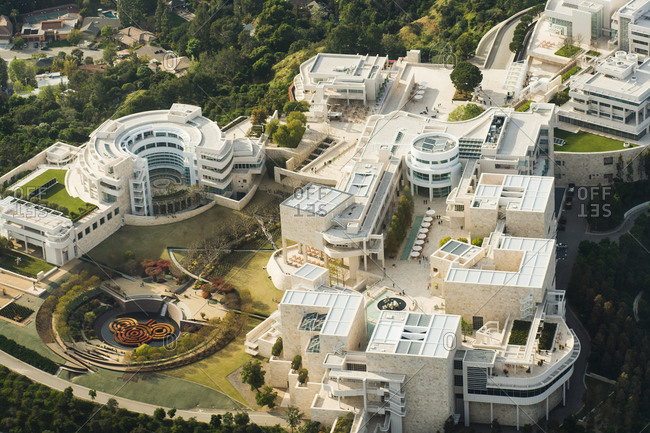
[536,40,557,50]
[328,100,370,123]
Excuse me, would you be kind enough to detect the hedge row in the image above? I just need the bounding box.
[0,334,59,374]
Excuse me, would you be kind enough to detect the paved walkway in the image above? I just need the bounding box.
[487,15,521,69]
[0,350,287,427]
[400,216,423,260]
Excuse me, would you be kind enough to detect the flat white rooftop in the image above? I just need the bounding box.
[282,183,352,216]
[446,236,554,288]
[572,57,650,101]
[0,197,72,233]
[473,174,553,213]
[506,175,554,212]
[293,263,328,281]
[367,311,460,357]
[358,106,553,162]
[308,53,385,80]
[281,290,363,336]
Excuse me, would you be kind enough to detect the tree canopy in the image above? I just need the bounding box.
[447,103,484,121]
[450,61,483,93]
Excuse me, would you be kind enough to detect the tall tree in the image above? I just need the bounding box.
[0,57,7,89]
[155,0,171,35]
[117,0,146,27]
[8,59,36,86]
[450,61,483,93]
[240,359,265,390]
[286,406,304,433]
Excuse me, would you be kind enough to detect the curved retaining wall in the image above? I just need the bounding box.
[124,200,218,226]
[624,201,650,219]
[267,249,291,290]
[555,145,648,187]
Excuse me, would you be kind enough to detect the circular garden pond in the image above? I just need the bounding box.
[96,311,180,350]
[377,297,407,311]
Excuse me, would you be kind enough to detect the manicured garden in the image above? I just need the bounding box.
[554,128,627,152]
[0,334,59,373]
[0,249,54,278]
[0,302,34,323]
[10,169,96,221]
[515,100,534,112]
[508,320,532,345]
[0,304,66,364]
[555,44,582,58]
[166,249,282,404]
[562,66,581,82]
[165,320,257,406]
[539,322,558,350]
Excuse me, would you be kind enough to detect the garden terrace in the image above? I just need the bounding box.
[0,302,34,323]
[508,320,532,345]
[539,322,558,351]
[0,249,54,278]
[554,129,627,152]
[11,168,96,222]
[554,45,582,58]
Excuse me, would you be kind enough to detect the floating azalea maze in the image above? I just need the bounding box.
[109,317,175,346]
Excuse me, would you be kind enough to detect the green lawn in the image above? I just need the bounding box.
[12,169,90,217]
[516,100,534,112]
[59,368,245,410]
[554,129,628,152]
[165,320,257,407]
[0,249,54,277]
[0,302,65,364]
[89,204,248,262]
[166,250,281,403]
[554,44,582,58]
[220,251,283,316]
[88,192,277,263]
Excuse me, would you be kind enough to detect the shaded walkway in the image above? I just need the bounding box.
[400,216,424,260]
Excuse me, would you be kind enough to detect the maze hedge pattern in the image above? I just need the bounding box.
[109,317,175,346]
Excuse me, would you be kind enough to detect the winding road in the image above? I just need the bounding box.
[551,194,650,421]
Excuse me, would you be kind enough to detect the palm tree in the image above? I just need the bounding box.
[286,406,304,433]
[88,389,97,401]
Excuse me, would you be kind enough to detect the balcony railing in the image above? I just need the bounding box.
[487,329,580,390]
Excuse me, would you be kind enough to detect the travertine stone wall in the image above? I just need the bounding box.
[287,371,321,416]
[468,206,498,238]
[555,146,648,187]
[364,325,460,433]
[444,281,546,324]
[269,356,292,388]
